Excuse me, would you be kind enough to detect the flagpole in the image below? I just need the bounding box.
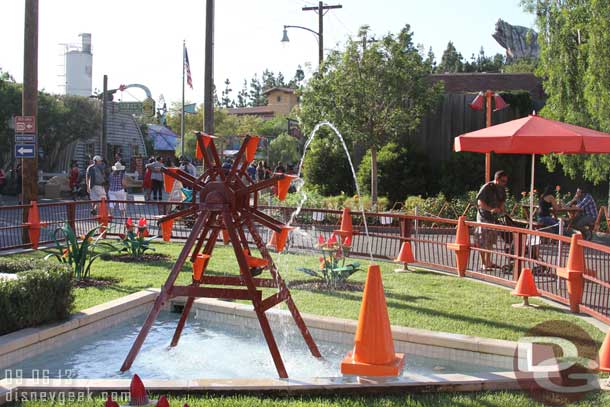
[181,40,185,158]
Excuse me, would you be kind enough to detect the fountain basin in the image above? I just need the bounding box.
[0,289,533,404]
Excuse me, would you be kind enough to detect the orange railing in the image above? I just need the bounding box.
[2,200,610,325]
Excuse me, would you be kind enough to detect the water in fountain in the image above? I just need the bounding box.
[286,121,374,262]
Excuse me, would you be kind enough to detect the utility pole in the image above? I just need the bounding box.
[22,0,38,206]
[204,0,215,135]
[302,1,342,65]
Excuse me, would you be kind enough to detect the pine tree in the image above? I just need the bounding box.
[436,41,464,73]
[221,78,233,108]
[249,74,265,106]
[237,79,249,107]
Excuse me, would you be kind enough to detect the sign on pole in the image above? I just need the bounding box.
[15,144,36,159]
[14,116,36,133]
[15,134,36,144]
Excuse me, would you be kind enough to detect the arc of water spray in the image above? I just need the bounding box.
[287,121,374,262]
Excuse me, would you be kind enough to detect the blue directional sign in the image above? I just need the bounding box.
[15,144,35,158]
[15,134,36,144]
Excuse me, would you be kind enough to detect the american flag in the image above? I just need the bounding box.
[184,45,193,89]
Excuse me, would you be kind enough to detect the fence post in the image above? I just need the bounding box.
[67,201,76,233]
[399,216,412,240]
[557,233,585,313]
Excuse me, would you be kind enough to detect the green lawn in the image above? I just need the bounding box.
[6,391,610,407]
[11,241,605,344]
[6,242,610,406]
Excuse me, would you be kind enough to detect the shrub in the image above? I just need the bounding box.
[0,257,48,274]
[0,263,74,335]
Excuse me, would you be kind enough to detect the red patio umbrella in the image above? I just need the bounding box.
[454,115,610,228]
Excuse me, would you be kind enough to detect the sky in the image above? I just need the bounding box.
[1,0,535,107]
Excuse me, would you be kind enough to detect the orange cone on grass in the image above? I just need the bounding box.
[161,219,173,242]
[598,329,610,373]
[511,268,540,307]
[267,226,293,252]
[192,253,210,281]
[27,201,42,249]
[276,174,297,201]
[394,241,415,273]
[341,264,405,376]
[246,136,260,163]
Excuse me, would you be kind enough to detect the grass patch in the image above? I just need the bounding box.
[6,391,610,407]
[8,241,605,344]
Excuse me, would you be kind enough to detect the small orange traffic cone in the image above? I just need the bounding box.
[246,136,260,163]
[98,197,110,237]
[27,201,42,249]
[267,226,293,252]
[334,207,353,239]
[161,219,173,242]
[511,268,540,307]
[394,241,415,273]
[192,253,210,281]
[341,264,405,376]
[598,329,610,373]
[163,168,178,193]
[276,174,297,201]
[221,229,230,245]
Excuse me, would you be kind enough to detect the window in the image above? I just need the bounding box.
[277,96,281,102]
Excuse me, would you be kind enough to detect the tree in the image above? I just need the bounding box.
[522,0,610,194]
[249,74,265,106]
[437,41,464,73]
[221,78,233,108]
[237,79,249,107]
[289,66,305,88]
[269,133,300,166]
[299,25,443,205]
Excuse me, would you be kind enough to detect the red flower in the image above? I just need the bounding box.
[556,185,561,191]
[138,217,147,228]
[343,235,352,247]
[318,234,325,245]
[125,217,134,231]
[327,234,337,245]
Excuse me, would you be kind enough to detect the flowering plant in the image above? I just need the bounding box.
[44,223,115,280]
[297,233,360,289]
[118,217,156,258]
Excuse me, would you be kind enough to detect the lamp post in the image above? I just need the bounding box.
[468,90,509,182]
[282,1,342,67]
[281,25,321,66]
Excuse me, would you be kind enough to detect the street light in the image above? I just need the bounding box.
[281,25,321,67]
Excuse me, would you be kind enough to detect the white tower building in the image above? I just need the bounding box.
[65,33,92,96]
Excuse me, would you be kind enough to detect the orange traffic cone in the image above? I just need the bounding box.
[557,233,587,313]
[163,168,178,193]
[334,207,353,239]
[221,229,230,245]
[246,136,260,163]
[598,329,610,373]
[341,264,405,376]
[394,241,415,273]
[267,226,293,252]
[511,268,540,307]
[446,216,470,277]
[161,219,173,242]
[276,174,297,201]
[155,396,169,407]
[192,253,210,281]
[27,201,42,249]
[98,197,110,237]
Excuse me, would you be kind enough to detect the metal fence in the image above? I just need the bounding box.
[3,199,610,326]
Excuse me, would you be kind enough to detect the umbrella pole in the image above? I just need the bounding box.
[529,153,535,230]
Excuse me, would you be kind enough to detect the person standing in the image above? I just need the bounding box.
[108,160,128,218]
[247,161,257,181]
[256,161,265,182]
[179,156,197,177]
[69,160,80,200]
[143,157,153,201]
[146,156,165,200]
[86,155,107,214]
[475,170,508,270]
